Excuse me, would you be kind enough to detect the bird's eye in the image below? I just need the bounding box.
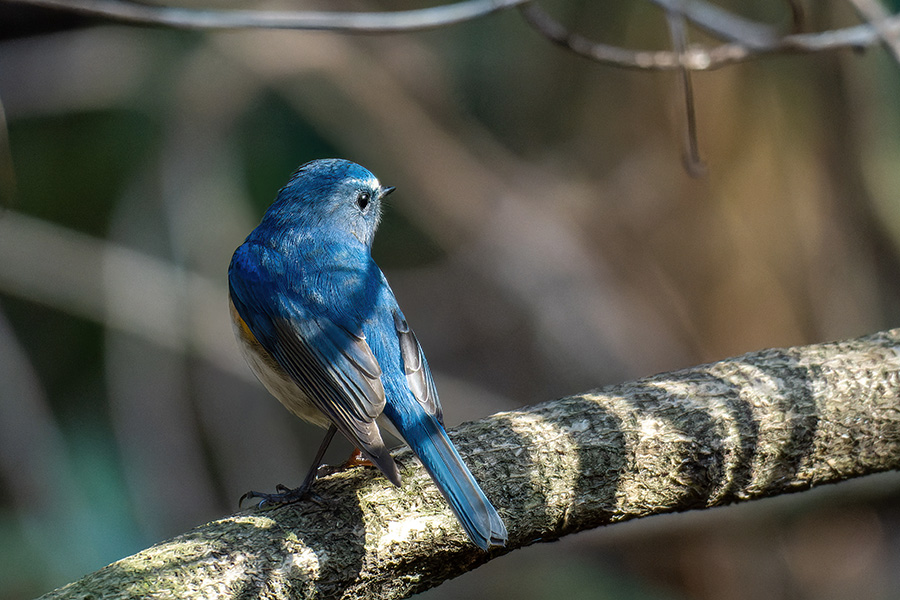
[356,191,371,211]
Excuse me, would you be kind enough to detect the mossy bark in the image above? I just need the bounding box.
[40,329,900,600]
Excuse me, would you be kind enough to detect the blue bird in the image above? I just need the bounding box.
[228,159,507,550]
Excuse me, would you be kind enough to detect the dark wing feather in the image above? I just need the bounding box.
[274,315,385,422]
[393,310,443,425]
[270,316,400,484]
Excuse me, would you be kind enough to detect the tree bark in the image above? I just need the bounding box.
[39,329,900,600]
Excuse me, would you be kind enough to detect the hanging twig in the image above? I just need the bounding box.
[665,5,706,177]
[785,0,806,33]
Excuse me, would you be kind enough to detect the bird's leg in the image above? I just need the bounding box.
[240,424,337,508]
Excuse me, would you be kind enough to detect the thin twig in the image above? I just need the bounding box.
[6,0,900,70]
[785,0,805,33]
[648,0,778,47]
[518,3,677,69]
[665,6,706,177]
[845,0,900,67]
[0,0,529,32]
[520,2,900,71]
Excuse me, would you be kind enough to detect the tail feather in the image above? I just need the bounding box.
[403,414,507,550]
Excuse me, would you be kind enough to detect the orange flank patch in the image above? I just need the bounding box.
[229,297,259,345]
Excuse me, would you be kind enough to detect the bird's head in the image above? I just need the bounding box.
[265,159,395,248]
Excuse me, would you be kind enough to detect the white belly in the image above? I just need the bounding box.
[230,299,331,429]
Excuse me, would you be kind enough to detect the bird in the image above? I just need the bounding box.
[228,158,507,551]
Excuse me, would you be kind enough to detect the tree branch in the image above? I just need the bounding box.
[520,2,900,70]
[845,0,900,67]
[39,329,900,599]
[7,0,900,70]
[648,0,781,47]
[0,0,529,32]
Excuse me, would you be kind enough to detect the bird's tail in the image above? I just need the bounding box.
[400,412,508,550]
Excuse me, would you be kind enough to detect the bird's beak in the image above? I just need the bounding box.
[380,186,396,197]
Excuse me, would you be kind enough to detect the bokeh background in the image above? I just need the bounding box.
[2,1,900,598]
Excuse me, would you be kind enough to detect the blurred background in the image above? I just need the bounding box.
[2,0,900,598]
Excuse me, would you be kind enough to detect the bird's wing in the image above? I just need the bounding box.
[393,310,443,425]
[229,242,400,484]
